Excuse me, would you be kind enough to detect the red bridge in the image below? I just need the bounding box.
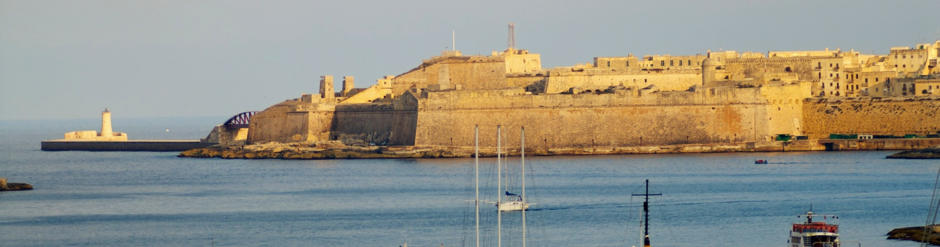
[223,112,258,129]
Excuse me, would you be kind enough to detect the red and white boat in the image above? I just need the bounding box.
[789,210,840,247]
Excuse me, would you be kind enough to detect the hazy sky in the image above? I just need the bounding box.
[1,0,938,120]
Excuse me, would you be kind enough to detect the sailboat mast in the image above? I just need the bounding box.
[632,179,661,247]
[521,126,526,247]
[644,179,650,239]
[497,125,502,247]
[474,125,480,247]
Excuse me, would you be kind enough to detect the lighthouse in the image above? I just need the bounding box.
[100,108,113,137]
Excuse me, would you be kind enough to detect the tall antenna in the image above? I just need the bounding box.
[508,23,515,50]
[452,30,456,51]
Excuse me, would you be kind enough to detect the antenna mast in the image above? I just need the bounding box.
[452,30,456,51]
[508,23,515,50]
[632,179,662,247]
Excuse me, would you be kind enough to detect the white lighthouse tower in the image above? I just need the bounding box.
[100,108,113,137]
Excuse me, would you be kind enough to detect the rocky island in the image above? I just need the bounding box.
[181,35,940,160]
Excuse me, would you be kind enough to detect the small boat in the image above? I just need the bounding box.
[755,159,768,164]
[789,210,840,247]
[498,191,530,211]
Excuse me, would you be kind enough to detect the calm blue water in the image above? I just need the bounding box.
[0,118,937,246]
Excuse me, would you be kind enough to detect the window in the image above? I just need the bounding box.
[626,61,629,66]
[670,60,674,66]
[688,60,692,66]
[607,61,611,67]
[679,60,683,66]
[865,78,869,83]
[785,67,792,72]
[876,78,879,82]
[661,61,665,66]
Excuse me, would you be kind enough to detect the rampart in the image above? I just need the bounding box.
[412,87,774,149]
[802,97,940,139]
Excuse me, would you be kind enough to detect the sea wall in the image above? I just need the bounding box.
[802,97,940,139]
[413,87,776,149]
[331,96,418,145]
[247,100,335,144]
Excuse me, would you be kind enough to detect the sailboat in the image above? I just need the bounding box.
[473,125,528,247]
[496,125,530,212]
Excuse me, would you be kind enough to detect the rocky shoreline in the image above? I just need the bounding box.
[887,225,940,245]
[887,146,940,159]
[178,141,815,160]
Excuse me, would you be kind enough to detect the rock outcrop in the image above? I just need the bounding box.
[0,177,33,191]
[887,225,940,245]
[888,146,940,159]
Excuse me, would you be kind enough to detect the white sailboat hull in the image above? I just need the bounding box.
[497,201,530,212]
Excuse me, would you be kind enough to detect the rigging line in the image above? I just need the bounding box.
[925,167,940,247]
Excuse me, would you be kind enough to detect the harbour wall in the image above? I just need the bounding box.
[802,97,940,139]
[413,87,777,149]
[41,140,212,151]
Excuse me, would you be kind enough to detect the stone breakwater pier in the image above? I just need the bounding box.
[41,109,215,152]
[187,36,940,159]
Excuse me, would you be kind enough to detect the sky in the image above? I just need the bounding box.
[1,0,939,120]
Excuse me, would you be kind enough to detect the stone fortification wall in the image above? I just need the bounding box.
[331,94,418,145]
[392,56,506,94]
[802,97,940,139]
[413,87,773,149]
[544,72,701,93]
[247,100,334,144]
[723,57,817,82]
[759,83,813,136]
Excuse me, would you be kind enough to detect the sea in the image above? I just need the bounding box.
[0,117,936,247]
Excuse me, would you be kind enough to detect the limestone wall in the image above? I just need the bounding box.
[544,72,701,93]
[331,95,418,145]
[247,100,334,144]
[392,56,507,95]
[413,88,773,149]
[802,97,940,139]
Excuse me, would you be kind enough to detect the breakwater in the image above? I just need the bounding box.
[42,140,213,151]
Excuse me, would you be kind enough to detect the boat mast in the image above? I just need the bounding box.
[632,179,662,247]
[474,125,480,247]
[521,126,526,247]
[497,125,502,247]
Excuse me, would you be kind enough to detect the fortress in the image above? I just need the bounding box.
[210,37,940,154]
